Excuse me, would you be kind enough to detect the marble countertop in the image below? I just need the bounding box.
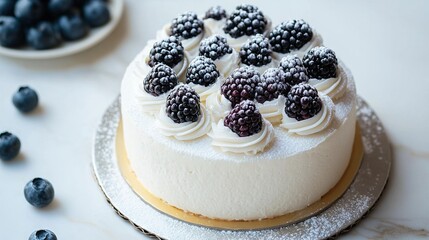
[1,0,428,239]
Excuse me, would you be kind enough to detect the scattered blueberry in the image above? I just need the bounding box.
[14,0,45,26]
[0,16,25,48]
[12,86,39,113]
[0,132,21,161]
[24,178,55,208]
[29,229,57,240]
[47,0,74,17]
[0,0,17,16]
[27,21,62,49]
[83,0,110,28]
[57,9,88,41]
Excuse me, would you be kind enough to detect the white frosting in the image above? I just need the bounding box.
[308,67,348,101]
[281,95,334,135]
[187,78,222,103]
[240,59,278,75]
[214,49,240,77]
[272,29,324,60]
[182,32,205,59]
[134,82,169,115]
[209,119,274,155]
[205,92,231,122]
[156,105,211,141]
[256,96,285,125]
[203,18,227,36]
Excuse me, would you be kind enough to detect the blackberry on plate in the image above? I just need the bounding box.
[166,84,201,123]
[29,229,57,240]
[144,63,178,96]
[240,35,272,67]
[57,9,89,41]
[224,100,262,137]
[27,21,62,50]
[148,36,184,68]
[285,83,322,121]
[203,6,227,20]
[14,0,45,26]
[223,4,267,38]
[83,0,111,28]
[255,68,290,104]
[221,66,260,107]
[268,19,313,54]
[303,46,338,79]
[186,56,219,87]
[199,35,232,61]
[279,55,309,86]
[170,11,203,40]
[0,132,21,161]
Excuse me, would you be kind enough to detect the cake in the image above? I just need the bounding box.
[120,4,357,221]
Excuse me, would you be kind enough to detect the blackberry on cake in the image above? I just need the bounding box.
[166,85,201,123]
[223,4,267,38]
[144,63,178,96]
[255,68,290,104]
[221,66,260,107]
[199,35,233,61]
[148,36,184,68]
[186,56,220,87]
[224,100,262,137]
[170,11,204,40]
[240,35,272,67]
[285,83,322,121]
[268,19,313,54]
[203,6,227,20]
[279,55,309,86]
[303,46,338,79]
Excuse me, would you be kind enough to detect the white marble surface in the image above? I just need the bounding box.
[0,0,428,239]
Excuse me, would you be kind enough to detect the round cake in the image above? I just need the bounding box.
[120,4,357,221]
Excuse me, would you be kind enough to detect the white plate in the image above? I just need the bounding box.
[0,0,124,59]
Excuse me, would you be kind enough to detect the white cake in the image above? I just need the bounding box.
[120,5,357,221]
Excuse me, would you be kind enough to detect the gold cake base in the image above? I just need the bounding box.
[116,121,363,230]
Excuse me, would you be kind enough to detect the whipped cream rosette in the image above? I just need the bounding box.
[202,6,228,36]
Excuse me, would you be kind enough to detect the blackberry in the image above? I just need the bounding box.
[279,55,309,86]
[221,66,260,107]
[268,19,313,53]
[143,64,178,97]
[303,46,338,79]
[170,12,204,40]
[223,4,267,38]
[240,35,272,67]
[186,56,219,87]
[224,100,262,137]
[255,68,290,104]
[166,85,201,123]
[199,35,232,61]
[148,36,184,68]
[203,6,227,20]
[285,83,322,121]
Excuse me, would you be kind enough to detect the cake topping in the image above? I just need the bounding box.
[166,85,201,123]
[239,35,272,67]
[221,66,260,107]
[170,11,204,40]
[285,83,322,121]
[199,35,233,61]
[279,55,309,86]
[303,46,338,79]
[255,68,290,104]
[268,19,313,54]
[223,4,267,38]
[148,36,184,68]
[144,63,178,97]
[203,6,227,20]
[186,56,220,87]
[224,100,262,137]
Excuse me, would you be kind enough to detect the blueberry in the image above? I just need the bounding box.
[0,132,21,161]
[57,9,88,41]
[14,0,45,26]
[12,86,39,113]
[0,0,17,16]
[83,0,110,28]
[0,16,25,48]
[24,178,55,208]
[47,0,73,17]
[29,229,57,240]
[27,21,62,49]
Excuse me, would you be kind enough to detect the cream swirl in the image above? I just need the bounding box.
[134,81,169,115]
[281,95,334,135]
[182,32,205,59]
[156,105,211,141]
[256,96,285,125]
[308,68,347,101]
[205,92,231,122]
[272,29,323,60]
[209,119,274,155]
[240,59,278,75]
[203,18,227,36]
[188,78,222,103]
[214,49,240,77]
